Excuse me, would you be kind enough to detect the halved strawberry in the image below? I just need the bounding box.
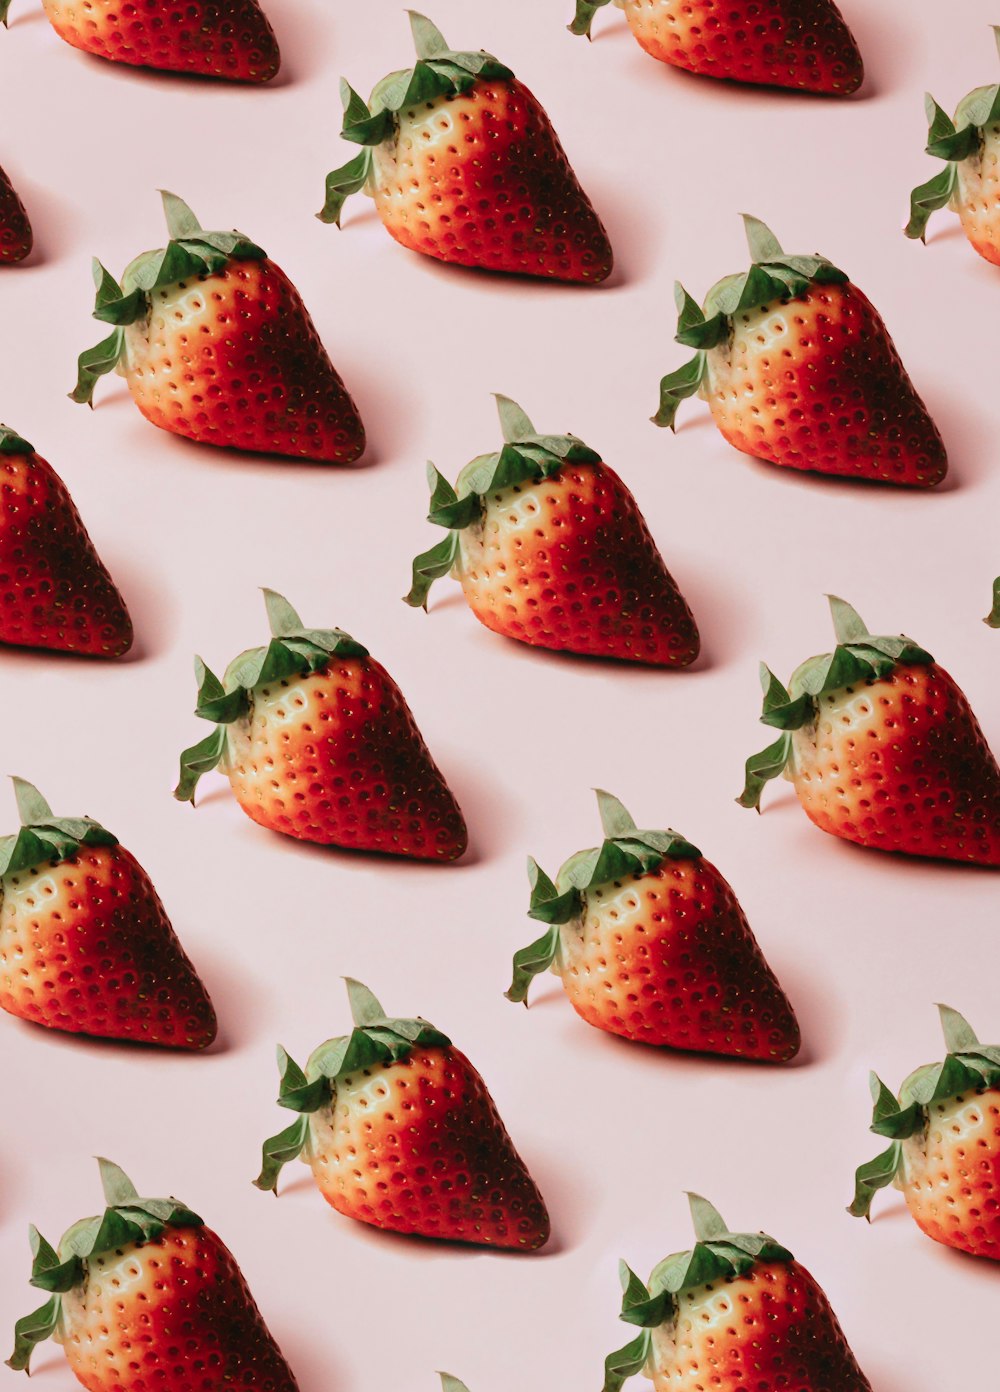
[0,0,280,81]
[404,396,699,665]
[0,424,132,657]
[603,1194,871,1391]
[0,777,216,1048]
[850,1004,1000,1261]
[175,589,467,861]
[254,979,550,1251]
[0,165,31,263]
[320,11,613,283]
[739,596,1000,864]
[7,1159,298,1387]
[656,216,947,486]
[906,29,1000,264]
[507,790,799,1061]
[71,192,365,464]
[570,0,864,96]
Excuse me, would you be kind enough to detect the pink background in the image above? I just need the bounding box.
[1,1,998,1388]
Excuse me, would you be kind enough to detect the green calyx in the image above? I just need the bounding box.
[0,777,117,879]
[905,29,1000,242]
[7,1159,202,1374]
[568,0,612,38]
[253,979,450,1193]
[984,577,1000,628]
[653,215,847,430]
[736,595,932,812]
[70,191,265,408]
[438,1378,470,1392]
[318,11,513,225]
[849,1005,1000,1220]
[505,790,699,1005]
[0,425,33,456]
[403,394,600,610]
[603,1195,792,1392]
[173,589,367,806]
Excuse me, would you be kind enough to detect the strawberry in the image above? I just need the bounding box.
[0,165,31,263]
[656,216,947,486]
[569,0,863,96]
[738,595,1000,864]
[254,978,551,1251]
[850,1005,1000,1262]
[71,191,365,465]
[404,396,700,666]
[0,777,216,1048]
[507,790,799,1061]
[175,589,467,861]
[7,1158,298,1387]
[603,1194,871,1392]
[319,11,613,284]
[905,29,1000,264]
[0,424,132,657]
[0,0,280,81]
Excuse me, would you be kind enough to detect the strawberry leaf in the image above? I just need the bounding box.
[652,352,707,429]
[569,0,611,38]
[0,425,33,455]
[984,578,1000,628]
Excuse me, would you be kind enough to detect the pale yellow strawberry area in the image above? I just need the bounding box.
[704,298,820,448]
[899,1088,1000,1257]
[955,122,1000,267]
[788,683,882,799]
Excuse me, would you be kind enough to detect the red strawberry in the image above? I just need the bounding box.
[71,191,365,465]
[656,216,947,486]
[570,0,863,96]
[0,778,216,1048]
[0,424,132,657]
[175,589,467,861]
[7,1158,298,1388]
[0,0,280,81]
[0,165,31,263]
[739,595,1000,864]
[850,1005,1000,1262]
[905,31,1000,263]
[603,1195,871,1392]
[507,790,799,1061]
[254,979,550,1251]
[404,396,699,666]
[319,11,613,283]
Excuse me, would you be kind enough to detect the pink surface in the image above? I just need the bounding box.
[0,1,998,1388]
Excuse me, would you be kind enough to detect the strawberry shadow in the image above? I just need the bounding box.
[98,548,178,662]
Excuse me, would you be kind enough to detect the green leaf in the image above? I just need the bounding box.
[345,978,387,1027]
[618,1261,670,1328]
[69,326,125,407]
[595,790,637,840]
[687,1192,728,1242]
[262,589,306,639]
[159,189,203,240]
[403,532,460,610]
[568,0,611,37]
[505,920,560,1005]
[984,578,1000,628]
[494,393,536,442]
[438,1376,471,1392]
[525,856,583,926]
[847,1141,902,1219]
[827,594,870,644]
[736,731,791,811]
[5,1295,60,1372]
[652,353,706,429]
[173,726,228,805]
[602,1330,650,1392]
[742,213,784,263]
[938,1003,980,1053]
[97,1158,140,1207]
[408,9,450,58]
[317,147,373,226]
[426,463,479,530]
[11,778,53,825]
[0,424,33,455]
[253,1115,311,1193]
